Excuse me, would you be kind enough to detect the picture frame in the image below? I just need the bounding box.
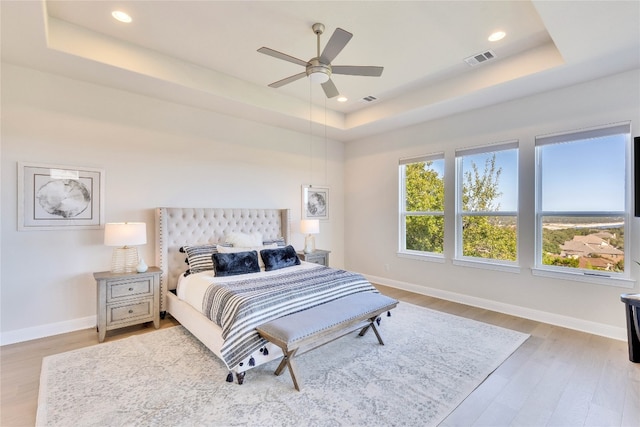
[301,185,329,220]
[18,162,105,231]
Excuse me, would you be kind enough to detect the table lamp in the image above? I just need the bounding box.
[300,219,319,254]
[104,222,147,273]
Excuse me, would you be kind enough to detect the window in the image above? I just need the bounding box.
[399,154,445,256]
[535,123,630,279]
[455,142,519,265]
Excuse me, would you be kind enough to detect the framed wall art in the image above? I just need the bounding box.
[18,162,105,231]
[301,185,329,220]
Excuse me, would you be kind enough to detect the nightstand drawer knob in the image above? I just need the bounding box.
[128,287,134,291]
[128,309,133,314]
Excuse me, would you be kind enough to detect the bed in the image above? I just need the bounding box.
[155,207,380,384]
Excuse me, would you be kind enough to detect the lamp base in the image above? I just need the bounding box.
[111,246,139,273]
[304,235,316,254]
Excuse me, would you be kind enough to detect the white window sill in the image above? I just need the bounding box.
[531,267,636,288]
[397,251,446,263]
[452,257,521,274]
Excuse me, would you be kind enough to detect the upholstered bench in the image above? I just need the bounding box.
[256,292,398,391]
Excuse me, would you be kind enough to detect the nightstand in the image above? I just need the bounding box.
[93,267,161,342]
[297,249,331,266]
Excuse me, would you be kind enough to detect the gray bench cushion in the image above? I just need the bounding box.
[257,292,397,344]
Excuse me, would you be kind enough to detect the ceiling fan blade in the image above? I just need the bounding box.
[321,79,339,98]
[319,28,352,64]
[257,47,308,67]
[332,65,384,77]
[268,72,307,88]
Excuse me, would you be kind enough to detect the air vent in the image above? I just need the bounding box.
[464,50,497,66]
[362,95,378,102]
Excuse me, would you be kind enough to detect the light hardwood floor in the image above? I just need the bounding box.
[1,285,639,426]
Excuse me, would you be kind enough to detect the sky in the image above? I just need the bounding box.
[422,133,627,213]
[540,134,626,212]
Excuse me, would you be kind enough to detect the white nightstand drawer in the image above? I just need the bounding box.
[107,299,153,325]
[108,278,152,301]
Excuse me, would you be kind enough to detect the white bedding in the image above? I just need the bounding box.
[177,262,320,316]
[177,261,378,369]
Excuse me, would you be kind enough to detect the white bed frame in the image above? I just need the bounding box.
[155,207,291,382]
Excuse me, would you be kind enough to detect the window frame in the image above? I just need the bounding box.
[533,122,633,287]
[454,141,520,271]
[398,153,446,260]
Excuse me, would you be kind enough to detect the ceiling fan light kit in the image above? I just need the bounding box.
[307,59,331,84]
[258,22,383,98]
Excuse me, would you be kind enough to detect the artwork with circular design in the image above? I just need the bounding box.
[302,185,329,220]
[36,179,91,218]
[18,162,104,230]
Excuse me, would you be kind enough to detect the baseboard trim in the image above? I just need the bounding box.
[0,277,628,345]
[0,315,96,346]
[366,274,627,342]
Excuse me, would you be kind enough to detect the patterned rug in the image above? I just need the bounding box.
[36,302,529,426]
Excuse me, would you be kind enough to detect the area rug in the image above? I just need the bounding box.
[36,302,528,426]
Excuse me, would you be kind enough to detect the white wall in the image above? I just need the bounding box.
[0,64,344,344]
[345,69,640,339]
[2,63,638,345]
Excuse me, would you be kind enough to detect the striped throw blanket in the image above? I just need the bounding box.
[202,266,378,369]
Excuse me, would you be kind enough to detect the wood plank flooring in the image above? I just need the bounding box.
[1,285,639,426]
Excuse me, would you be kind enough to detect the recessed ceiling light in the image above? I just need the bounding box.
[112,11,132,23]
[488,31,506,42]
[337,96,348,103]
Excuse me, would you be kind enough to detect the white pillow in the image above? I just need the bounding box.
[217,244,277,270]
[224,232,263,247]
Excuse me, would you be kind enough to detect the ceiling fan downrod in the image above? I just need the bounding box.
[308,23,331,83]
[312,23,324,57]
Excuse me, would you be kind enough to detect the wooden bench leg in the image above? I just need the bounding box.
[274,350,291,376]
[358,317,385,345]
[370,322,385,345]
[274,349,303,391]
[286,354,302,391]
[358,323,372,337]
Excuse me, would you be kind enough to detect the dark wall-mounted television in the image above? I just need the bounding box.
[636,136,639,217]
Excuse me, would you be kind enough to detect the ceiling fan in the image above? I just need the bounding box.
[257,23,383,98]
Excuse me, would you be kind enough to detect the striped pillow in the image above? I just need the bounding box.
[182,243,231,274]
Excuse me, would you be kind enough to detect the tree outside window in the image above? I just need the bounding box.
[456,143,519,263]
[400,155,444,255]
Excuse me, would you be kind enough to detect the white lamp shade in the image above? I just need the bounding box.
[104,222,147,247]
[300,219,320,235]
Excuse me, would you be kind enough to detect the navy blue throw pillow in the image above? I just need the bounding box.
[260,245,301,271]
[212,251,260,277]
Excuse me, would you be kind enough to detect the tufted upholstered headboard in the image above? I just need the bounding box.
[155,207,291,311]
